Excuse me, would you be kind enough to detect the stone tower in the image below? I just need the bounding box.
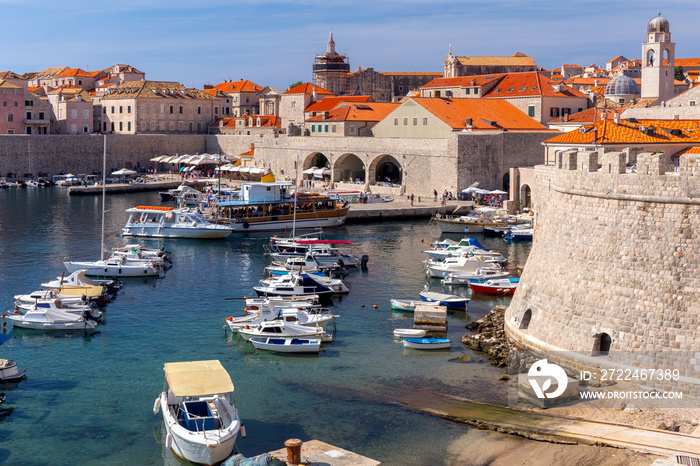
[312,32,350,95]
[641,12,675,103]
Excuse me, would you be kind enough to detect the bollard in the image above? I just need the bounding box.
[285,438,303,464]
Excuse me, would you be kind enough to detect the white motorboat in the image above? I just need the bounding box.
[432,208,509,234]
[402,338,451,350]
[249,337,321,353]
[5,308,99,330]
[122,206,232,239]
[13,297,100,316]
[64,255,163,277]
[15,290,89,307]
[41,270,121,292]
[0,334,27,382]
[226,302,336,333]
[390,299,436,311]
[419,289,469,310]
[266,254,347,276]
[253,273,336,299]
[426,255,501,279]
[238,320,332,342]
[244,295,320,309]
[155,360,241,466]
[423,237,506,262]
[110,243,173,263]
[441,268,511,285]
[268,241,363,268]
[393,328,427,339]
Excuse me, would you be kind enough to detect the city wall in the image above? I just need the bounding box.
[505,149,700,377]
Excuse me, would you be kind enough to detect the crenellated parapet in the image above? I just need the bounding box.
[506,148,700,379]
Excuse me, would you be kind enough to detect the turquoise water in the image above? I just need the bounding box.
[0,188,530,465]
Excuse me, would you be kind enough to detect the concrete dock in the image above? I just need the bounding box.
[266,439,381,465]
[345,198,472,223]
[68,180,183,195]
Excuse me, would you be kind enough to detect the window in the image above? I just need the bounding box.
[2,102,6,107]
[83,110,89,119]
[71,109,77,119]
[402,117,408,126]
[393,117,398,126]
[119,106,123,113]
[169,106,174,114]
[25,100,33,106]
[151,122,156,131]
[692,101,697,107]
[111,106,115,114]
[350,125,356,134]
[71,123,77,133]
[412,117,417,126]
[519,86,527,91]
[103,107,106,114]
[13,101,17,107]
[324,125,328,133]
[332,124,336,132]
[141,122,147,131]
[78,80,82,85]
[83,124,89,133]
[13,89,18,95]
[214,107,218,115]
[119,122,123,131]
[465,88,470,95]
[578,108,583,113]
[39,112,44,120]
[593,333,612,355]
[26,112,32,120]
[422,117,428,126]
[127,122,131,131]
[7,113,13,122]
[519,310,532,330]
[197,106,201,114]
[127,106,131,113]
[160,104,165,114]
[507,87,515,92]
[549,107,559,117]
[189,123,193,132]
[111,122,114,131]
[399,86,403,91]
[179,106,183,114]
[7,129,13,134]
[103,122,107,131]
[528,105,535,117]
[312,125,315,132]
[26,127,31,135]
[197,122,201,132]
[291,101,295,109]
[493,88,501,93]
[562,108,571,116]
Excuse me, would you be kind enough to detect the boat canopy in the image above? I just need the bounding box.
[164,360,234,397]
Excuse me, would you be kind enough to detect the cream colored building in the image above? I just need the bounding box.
[259,86,282,116]
[209,80,263,117]
[46,86,93,134]
[280,83,334,135]
[100,81,222,134]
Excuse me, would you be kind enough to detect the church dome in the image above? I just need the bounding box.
[648,14,670,33]
[605,75,639,96]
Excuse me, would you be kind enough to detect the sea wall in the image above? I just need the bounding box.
[505,149,700,376]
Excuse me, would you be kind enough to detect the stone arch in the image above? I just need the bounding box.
[369,154,402,185]
[335,153,365,183]
[593,333,612,355]
[519,309,532,330]
[520,184,532,208]
[663,48,673,67]
[647,49,655,67]
[303,152,329,171]
[502,172,510,193]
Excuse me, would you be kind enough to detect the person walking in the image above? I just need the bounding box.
[410,193,415,206]
[433,189,438,202]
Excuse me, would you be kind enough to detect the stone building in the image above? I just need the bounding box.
[279,83,334,134]
[259,86,282,117]
[641,13,676,104]
[23,90,51,135]
[0,81,25,134]
[443,48,536,78]
[209,80,263,117]
[312,33,351,96]
[99,81,222,134]
[505,149,700,376]
[208,115,280,136]
[305,101,398,137]
[46,85,93,134]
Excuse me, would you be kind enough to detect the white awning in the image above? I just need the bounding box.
[239,167,251,173]
[249,168,264,174]
[302,168,316,175]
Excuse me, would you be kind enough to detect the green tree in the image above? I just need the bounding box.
[675,66,686,82]
[288,80,303,90]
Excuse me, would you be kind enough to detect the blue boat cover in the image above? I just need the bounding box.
[404,338,450,344]
[0,334,13,345]
[466,238,487,250]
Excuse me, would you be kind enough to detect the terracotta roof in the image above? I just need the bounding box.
[421,74,505,89]
[562,64,582,69]
[483,72,586,98]
[565,77,613,86]
[101,80,216,100]
[549,108,625,124]
[411,97,550,131]
[455,53,535,68]
[283,83,334,95]
[0,80,22,89]
[675,58,700,67]
[213,80,263,93]
[28,86,42,92]
[210,116,281,128]
[0,71,24,80]
[36,66,69,77]
[607,55,624,63]
[240,149,254,156]
[306,102,399,122]
[544,119,700,145]
[378,72,442,76]
[304,96,373,113]
[55,68,93,78]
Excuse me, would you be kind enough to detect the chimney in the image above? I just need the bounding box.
[594,80,599,87]
[465,117,473,127]
[614,113,621,125]
[250,143,255,150]
[312,87,317,100]
[563,114,569,122]
[601,112,607,120]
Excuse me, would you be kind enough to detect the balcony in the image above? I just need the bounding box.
[24,118,49,125]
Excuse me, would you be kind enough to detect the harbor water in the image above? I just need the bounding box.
[0,188,531,465]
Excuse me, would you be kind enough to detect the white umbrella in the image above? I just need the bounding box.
[111,169,137,176]
[313,167,331,175]
[230,166,241,172]
[150,155,168,162]
[302,168,316,175]
[249,168,264,174]
[239,167,251,173]
[491,189,508,195]
[461,187,480,193]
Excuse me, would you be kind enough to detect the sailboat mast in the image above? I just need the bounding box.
[292,154,298,238]
[100,135,106,260]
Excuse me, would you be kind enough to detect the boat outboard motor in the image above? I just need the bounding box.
[82,309,98,323]
[360,255,369,270]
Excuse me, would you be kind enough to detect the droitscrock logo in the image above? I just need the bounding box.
[527,359,568,399]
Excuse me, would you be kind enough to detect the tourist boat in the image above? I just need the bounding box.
[504,228,534,241]
[64,255,164,277]
[225,301,337,332]
[393,328,427,339]
[210,181,349,232]
[419,289,469,309]
[469,278,519,295]
[402,338,451,350]
[5,308,99,330]
[390,299,435,311]
[253,273,337,299]
[122,206,233,239]
[237,320,332,342]
[249,337,322,353]
[155,360,241,466]
[441,268,511,285]
[432,208,510,234]
[0,334,27,382]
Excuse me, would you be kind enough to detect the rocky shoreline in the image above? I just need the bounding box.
[461,305,511,367]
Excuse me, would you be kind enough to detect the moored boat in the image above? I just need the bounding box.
[393,328,427,339]
[122,206,233,239]
[5,308,99,330]
[155,360,241,466]
[238,320,332,342]
[419,289,469,309]
[441,268,510,285]
[390,299,434,312]
[253,272,336,299]
[249,337,321,353]
[468,278,519,295]
[402,338,451,350]
[0,334,27,382]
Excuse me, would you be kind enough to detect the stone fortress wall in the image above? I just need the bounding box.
[505,148,700,378]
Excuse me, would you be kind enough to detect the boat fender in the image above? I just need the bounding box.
[153,397,161,414]
[241,425,246,438]
[243,221,249,229]
[165,433,173,448]
[228,316,233,321]
[244,325,249,329]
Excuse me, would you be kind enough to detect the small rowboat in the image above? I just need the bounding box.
[390,299,436,311]
[393,328,427,339]
[468,278,518,295]
[402,338,451,350]
[249,337,321,353]
[419,289,469,310]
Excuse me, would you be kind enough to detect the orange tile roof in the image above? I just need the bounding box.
[607,55,624,63]
[421,74,504,89]
[304,96,373,113]
[306,102,399,122]
[213,80,263,93]
[544,119,700,145]
[565,77,613,86]
[675,58,700,67]
[483,72,586,98]
[210,116,281,128]
[28,86,42,92]
[283,83,334,95]
[549,108,625,124]
[411,97,551,131]
[55,68,93,78]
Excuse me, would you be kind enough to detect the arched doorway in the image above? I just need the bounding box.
[335,153,365,183]
[502,173,510,193]
[371,155,402,185]
[304,152,329,171]
[302,152,330,187]
[520,184,531,209]
[593,333,612,355]
[519,309,532,330]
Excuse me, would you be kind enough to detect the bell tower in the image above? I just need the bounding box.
[641,12,675,103]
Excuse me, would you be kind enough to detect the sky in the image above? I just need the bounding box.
[2,1,700,90]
